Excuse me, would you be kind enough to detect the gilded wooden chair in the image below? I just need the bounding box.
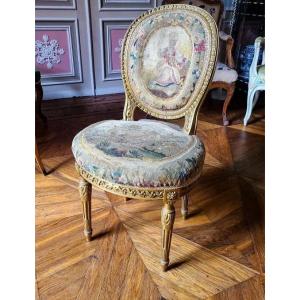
[72,4,218,271]
[163,0,237,125]
[244,37,265,126]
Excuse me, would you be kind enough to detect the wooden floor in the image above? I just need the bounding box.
[36,94,265,299]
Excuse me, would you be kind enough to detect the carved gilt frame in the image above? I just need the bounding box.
[162,0,224,25]
[75,159,204,201]
[121,4,218,134]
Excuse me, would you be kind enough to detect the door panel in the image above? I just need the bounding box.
[35,0,94,99]
[90,7,145,95]
[35,0,161,99]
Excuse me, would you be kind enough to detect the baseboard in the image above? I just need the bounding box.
[41,93,125,120]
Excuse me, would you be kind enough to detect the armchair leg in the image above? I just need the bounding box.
[222,83,235,126]
[161,197,175,272]
[244,88,257,126]
[181,194,189,219]
[79,177,92,241]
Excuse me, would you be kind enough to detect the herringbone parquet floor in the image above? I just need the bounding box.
[36,96,265,299]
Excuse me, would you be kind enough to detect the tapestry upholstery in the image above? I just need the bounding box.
[72,120,205,188]
[123,6,218,116]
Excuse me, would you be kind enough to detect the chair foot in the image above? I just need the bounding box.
[160,259,169,272]
[223,115,229,126]
[181,195,189,219]
[85,231,92,242]
[79,177,93,242]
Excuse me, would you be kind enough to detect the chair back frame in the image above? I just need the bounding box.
[121,4,218,134]
[249,37,265,82]
[162,0,224,26]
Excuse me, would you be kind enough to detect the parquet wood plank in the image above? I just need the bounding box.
[76,209,161,300]
[114,208,258,300]
[36,174,161,299]
[209,275,264,300]
[36,172,110,226]
[113,174,258,271]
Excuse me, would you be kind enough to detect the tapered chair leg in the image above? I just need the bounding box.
[79,177,92,241]
[161,198,175,272]
[181,194,189,219]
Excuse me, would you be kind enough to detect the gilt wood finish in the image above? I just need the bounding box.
[74,4,219,272]
[79,177,92,241]
[121,4,219,134]
[35,96,264,298]
[162,0,224,25]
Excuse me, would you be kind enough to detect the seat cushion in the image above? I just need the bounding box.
[72,120,205,188]
[212,62,238,83]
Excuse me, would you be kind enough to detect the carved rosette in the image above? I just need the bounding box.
[35,34,65,69]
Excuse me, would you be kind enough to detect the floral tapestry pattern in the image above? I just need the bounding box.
[126,10,208,111]
[72,120,205,188]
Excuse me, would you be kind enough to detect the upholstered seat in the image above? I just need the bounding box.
[72,119,205,188]
[212,62,238,83]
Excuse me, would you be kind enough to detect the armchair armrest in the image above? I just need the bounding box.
[219,31,235,69]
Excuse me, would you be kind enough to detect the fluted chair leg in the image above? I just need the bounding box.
[181,194,189,219]
[79,177,92,241]
[161,197,175,272]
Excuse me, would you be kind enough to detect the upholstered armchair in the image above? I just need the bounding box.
[244,37,265,126]
[72,4,218,271]
[162,0,237,125]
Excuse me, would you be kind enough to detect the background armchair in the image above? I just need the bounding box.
[162,0,238,125]
[243,37,265,126]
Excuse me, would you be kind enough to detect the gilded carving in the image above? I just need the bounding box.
[123,96,136,121]
[121,4,218,123]
[79,177,92,241]
[161,190,176,271]
[181,194,189,219]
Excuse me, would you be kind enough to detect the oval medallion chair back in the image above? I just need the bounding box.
[72,4,218,272]
[122,4,218,133]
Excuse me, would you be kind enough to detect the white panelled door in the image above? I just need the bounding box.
[35,0,160,100]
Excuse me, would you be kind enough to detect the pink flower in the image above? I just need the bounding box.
[195,40,205,52]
